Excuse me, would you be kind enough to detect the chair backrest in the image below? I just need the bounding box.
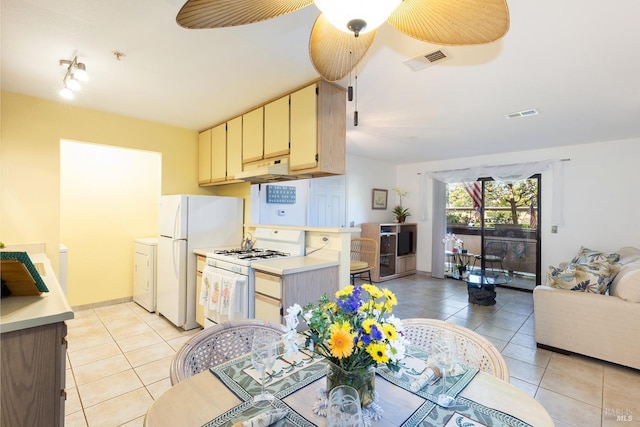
[402,318,510,382]
[485,241,508,258]
[350,238,378,269]
[169,319,283,385]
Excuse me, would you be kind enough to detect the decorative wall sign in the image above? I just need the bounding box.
[372,188,388,210]
[266,185,296,204]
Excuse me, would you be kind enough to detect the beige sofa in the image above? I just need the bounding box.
[533,246,640,370]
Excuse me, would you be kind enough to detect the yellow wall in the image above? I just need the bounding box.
[0,91,251,305]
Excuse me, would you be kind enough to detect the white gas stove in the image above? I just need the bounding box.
[206,228,305,267]
[202,228,305,326]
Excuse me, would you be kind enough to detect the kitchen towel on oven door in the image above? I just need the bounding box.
[203,269,224,322]
[220,275,248,321]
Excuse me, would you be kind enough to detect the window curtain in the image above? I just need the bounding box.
[423,159,568,276]
[431,179,447,278]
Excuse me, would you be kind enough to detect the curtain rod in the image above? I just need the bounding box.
[416,158,571,175]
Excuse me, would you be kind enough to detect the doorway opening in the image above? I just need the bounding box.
[60,140,161,306]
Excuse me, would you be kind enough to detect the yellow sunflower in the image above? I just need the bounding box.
[382,323,398,341]
[361,284,383,299]
[366,342,389,364]
[335,285,354,298]
[361,318,381,334]
[383,288,398,306]
[328,327,355,359]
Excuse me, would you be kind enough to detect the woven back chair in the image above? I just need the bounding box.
[350,238,379,285]
[402,318,510,382]
[170,319,283,385]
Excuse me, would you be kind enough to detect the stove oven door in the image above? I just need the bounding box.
[202,265,249,326]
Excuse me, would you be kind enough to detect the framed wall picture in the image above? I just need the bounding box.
[372,188,388,210]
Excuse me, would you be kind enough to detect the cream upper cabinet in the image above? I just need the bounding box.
[198,79,345,186]
[264,95,290,159]
[289,84,318,171]
[198,129,212,185]
[210,123,227,182]
[226,116,243,179]
[242,107,264,163]
[290,80,346,176]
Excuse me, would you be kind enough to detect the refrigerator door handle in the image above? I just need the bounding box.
[173,203,181,239]
[172,238,182,278]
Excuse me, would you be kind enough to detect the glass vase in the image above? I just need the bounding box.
[325,361,376,408]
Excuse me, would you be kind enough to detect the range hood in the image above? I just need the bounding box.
[235,159,300,183]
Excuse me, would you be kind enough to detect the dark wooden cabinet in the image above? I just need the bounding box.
[1,321,68,426]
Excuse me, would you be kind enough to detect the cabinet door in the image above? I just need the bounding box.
[226,116,243,180]
[211,123,227,182]
[290,84,318,171]
[242,107,264,163]
[264,95,290,159]
[254,293,281,324]
[198,129,212,184]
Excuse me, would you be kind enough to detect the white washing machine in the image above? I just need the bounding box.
[133,238,157,312]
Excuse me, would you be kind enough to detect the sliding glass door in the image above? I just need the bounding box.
[445,175,541,289]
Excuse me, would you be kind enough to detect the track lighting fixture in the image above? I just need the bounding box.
[59,56,89,99]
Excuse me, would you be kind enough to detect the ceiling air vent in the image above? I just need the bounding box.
[505,109,539,119]
[403,49,449,72]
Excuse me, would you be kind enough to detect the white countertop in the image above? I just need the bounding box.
[1,251,74,333]
[251,256,339,275]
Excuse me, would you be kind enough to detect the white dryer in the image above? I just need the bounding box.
[133,238,157,312]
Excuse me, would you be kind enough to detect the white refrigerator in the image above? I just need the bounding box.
[157,194,243,330]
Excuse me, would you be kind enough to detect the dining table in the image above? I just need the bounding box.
[144,344,554,427]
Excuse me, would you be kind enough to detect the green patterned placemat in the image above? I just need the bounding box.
[0,251,49,293]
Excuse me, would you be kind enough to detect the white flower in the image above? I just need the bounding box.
[282,329,299,357]
[385,314,404,333]
[283,304,302,331]
[386,338,407,363]
[303,310,313,324]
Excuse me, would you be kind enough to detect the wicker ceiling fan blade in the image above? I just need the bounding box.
[309,14,377,82]
[387,0,509,45]
[176,0,313,29]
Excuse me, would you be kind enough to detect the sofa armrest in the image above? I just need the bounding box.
[533,285,640,370]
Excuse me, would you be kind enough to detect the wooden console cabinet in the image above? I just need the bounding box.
[361,223,417,282]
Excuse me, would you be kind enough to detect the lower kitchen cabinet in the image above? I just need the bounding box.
[253,265,339,324]
[1,321,68,427]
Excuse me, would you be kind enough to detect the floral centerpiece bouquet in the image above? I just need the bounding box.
[282,284,408,407]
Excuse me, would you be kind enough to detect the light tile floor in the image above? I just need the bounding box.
[64,275,640,427]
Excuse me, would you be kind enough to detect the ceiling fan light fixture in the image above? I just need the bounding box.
[59,55,89,99]
[66,77,81,91]
[314,0,401,34]
[74,63,89,81]
[59,86,74,100]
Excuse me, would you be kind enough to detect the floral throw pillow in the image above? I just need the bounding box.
[547,263,615,294]
[571,246,620,265]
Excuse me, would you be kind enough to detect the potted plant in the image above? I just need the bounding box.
[392,187,411,223]
[392,206,411,223]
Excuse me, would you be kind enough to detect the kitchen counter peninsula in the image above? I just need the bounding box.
[1,251,74,333]
[250,255,338,275]
[1,246,73,427]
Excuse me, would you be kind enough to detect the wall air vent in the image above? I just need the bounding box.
[505,109,539,119]
[403,49,449,72]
